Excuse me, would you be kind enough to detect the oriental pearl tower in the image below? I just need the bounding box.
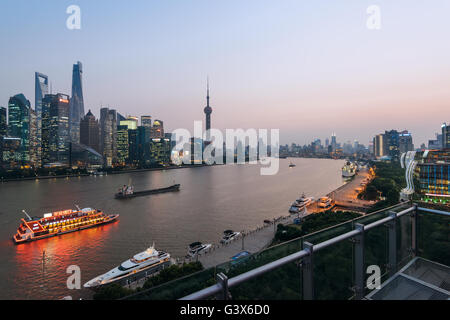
[204,79,213,142]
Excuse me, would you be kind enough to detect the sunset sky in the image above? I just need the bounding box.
[1,0,449,147]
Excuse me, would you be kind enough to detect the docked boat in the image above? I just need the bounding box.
[220,230,240,244]
[84,244,172,288]
[13,207,119,244]
[292,194,314,208]
[342,161,356,178]
[289,193,314,213]
[188,242,212,257]
[115,184,180,199]
[318,196,334,209]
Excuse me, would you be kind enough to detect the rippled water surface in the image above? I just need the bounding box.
[0,158,345,299]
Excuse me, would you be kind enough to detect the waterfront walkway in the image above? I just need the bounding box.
[184,215,296,269]
[125,170,375,289]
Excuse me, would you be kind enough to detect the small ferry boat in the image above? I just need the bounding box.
[115,183,180,199]
[318,196,334,209]
[188,242,212,257]
[13,207,119,244]
[220,230,240,244]
[84,244,171,288]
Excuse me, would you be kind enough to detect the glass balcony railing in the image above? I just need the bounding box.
[121,203,449,300]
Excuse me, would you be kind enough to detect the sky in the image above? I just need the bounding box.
[1,0,449,147]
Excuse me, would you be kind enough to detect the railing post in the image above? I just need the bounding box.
[302,241,314,300]
[387,211,398,277]
[411,203,418,257]
[216,272,229,300]
[353,223,365,300]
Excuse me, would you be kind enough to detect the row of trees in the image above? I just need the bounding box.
[358,161,406,212]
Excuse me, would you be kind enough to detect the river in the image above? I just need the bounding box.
[0,158,346,299]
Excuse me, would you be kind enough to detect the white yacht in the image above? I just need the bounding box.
[83,244,171,288]
[342,161,356,178]
[220,230,240,244]
[292,194,314,209]
[188,242,212,257]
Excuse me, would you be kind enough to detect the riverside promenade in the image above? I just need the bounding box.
[184,214,297,269]
[125,170,375,289]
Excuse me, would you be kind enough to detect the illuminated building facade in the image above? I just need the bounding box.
[1,137,21,168]
[41,94,70,165]
[442,123,450,149]
[8,94,32,164]
[141,115,152,127]
[116,125,129,165]
[100,107,117,167]
[385,130,400,161]
[399,130,414,154]
[373,134,386,158]
[150,120,164,138]
[80,110,100,153]
[35,72,48,162]
[120,116,138,130]
[148,138,171,165]
[416,149,450,205]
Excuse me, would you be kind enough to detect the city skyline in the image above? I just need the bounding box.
[1,1,450,147]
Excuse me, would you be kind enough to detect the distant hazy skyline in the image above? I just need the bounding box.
[1,0,449,147]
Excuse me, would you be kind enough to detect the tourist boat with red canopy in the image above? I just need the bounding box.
[13,207,119,244]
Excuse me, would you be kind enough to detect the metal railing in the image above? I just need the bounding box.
[180,203,449,300]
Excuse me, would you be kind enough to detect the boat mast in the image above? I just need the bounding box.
[22,210,32,221]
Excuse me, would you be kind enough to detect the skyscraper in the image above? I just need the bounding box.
[373,134,386,158]
[120,116,138,130]
[0,107,7,137]
[35,72,48,162]
[141,116,152,127]
[0,107,6,163]
[150,120,164,138]
[331,133,337,152]
[399,130,414,154]
[116,125,129,165]
[41,94,70,165]
[204,80,213,142]
[442,123,450,149]
[100,107,117,167]
[69,61,84,143]
[80,110,100,153]
[385,130,400,161]
[8,94,32,164]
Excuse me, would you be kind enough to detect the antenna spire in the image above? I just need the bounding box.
[206,76,210,106]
